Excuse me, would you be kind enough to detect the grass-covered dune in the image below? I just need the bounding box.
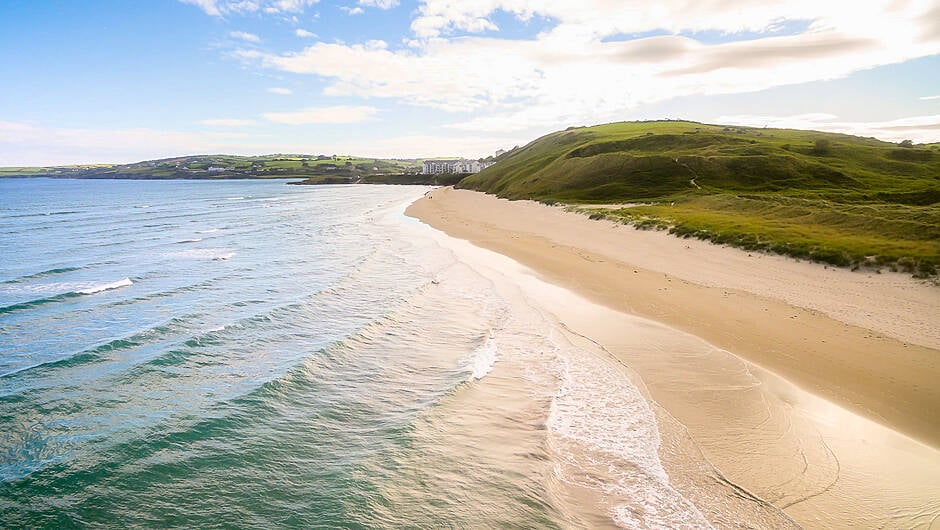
[459,120,940,276]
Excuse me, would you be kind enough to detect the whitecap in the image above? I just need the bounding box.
[464,332,498,380]
[76,278,133,295]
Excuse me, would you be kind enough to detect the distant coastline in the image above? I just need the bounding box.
[0,154,423,181]
[0,153,495,184]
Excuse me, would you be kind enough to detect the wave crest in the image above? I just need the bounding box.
[76,278,133,295]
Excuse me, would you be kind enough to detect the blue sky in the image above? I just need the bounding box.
[1,0,939,165]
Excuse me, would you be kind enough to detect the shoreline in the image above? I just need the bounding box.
[406,187,939,448]
[405,187,940,526]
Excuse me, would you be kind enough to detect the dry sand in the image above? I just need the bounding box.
[406,187,940,527]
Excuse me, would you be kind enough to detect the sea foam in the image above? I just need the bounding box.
[465,332,498,380]
[546,332,713,528]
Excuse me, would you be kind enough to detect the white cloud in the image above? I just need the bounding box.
[200,118,258,126]
[238,1,940,138]
[407,0,930,39]
[238,38,539,112]
[295,28,317,38]
[180,0,222,16]
[921,94,940,100]
[267,87,293,94]
[359,0,398,9]
[180,0,318,16]
[262,105,379,124]
[271,0,319,12]
[714,113,940,143]
[341,6,364,15]
[230,30,261,42]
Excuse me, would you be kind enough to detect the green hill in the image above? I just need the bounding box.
[0,154,423,180]
[459,121,940,276]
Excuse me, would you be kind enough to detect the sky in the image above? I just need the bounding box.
[1,0,939,165]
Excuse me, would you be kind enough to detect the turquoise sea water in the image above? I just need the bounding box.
[1,179,788,528]
[0,180,498,526]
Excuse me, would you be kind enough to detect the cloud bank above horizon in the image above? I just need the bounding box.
[1,0,939,165]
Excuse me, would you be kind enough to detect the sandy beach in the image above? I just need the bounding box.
[406,187,940,527]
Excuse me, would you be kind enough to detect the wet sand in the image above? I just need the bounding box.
[406,187,940,527]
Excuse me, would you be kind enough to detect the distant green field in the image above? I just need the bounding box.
[0,154,424,181]
[459,120,940,276]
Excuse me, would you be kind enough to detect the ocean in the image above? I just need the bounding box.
[0,178,784,528]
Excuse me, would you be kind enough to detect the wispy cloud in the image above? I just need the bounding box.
[921,94,940,100]
[179,0,221,16]
[200,118,258,126]
[180,0,318,17]
[269,0,319,13]
[267,87,292,95]
[359,0,398,9]
[230,30,261,43]
[295,28,317,38]
[340,6,364,15]
[262,105,379,124]
[714,113,940,143]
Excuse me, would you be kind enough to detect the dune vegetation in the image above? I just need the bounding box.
[459,121,940,276]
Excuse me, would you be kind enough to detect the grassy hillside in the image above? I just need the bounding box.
[459,121,940,276]
[0,154,423,180]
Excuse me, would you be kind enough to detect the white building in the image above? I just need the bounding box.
[422,158,494,175]
[454,159,482,173]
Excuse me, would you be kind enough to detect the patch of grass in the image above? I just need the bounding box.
[578,195,939,276]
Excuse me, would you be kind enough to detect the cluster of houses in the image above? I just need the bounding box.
[422,158,495,175]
